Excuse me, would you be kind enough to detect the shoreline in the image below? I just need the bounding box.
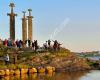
[0,64,100,77]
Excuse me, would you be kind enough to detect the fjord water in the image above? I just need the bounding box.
[1,70,100,80]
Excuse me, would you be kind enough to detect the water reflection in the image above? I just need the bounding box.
[80,70,100,80]
[1,70,99,80]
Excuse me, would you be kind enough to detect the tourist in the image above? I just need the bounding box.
[53,40,58,51]
[4,39,8,47]
[19,40,23,48]
[7,38,12,47]
[48,39,51,47]
[43,41,48,50]
[15,40,19,48]
[34,40,38,51]
[32,41,35,50]
[27,39,31,47]
[4,54,10,65]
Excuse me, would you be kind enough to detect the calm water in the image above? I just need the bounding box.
[87,56,100,60]
[0,70,100,80]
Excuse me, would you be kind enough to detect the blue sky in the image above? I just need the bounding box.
[0,0,100,52]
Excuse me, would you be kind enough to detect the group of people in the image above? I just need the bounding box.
[43,40,62,51]
[0,38,62,51]
[1,38,24,48]
[31,40,38,51]
[0,38,37,49]
[0,39,62,65]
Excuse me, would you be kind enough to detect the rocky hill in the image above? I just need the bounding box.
[0,45,90,71]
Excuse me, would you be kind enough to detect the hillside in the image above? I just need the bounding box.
[0,45,90,71]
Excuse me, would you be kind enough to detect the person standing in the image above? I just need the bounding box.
[7,38,12,47]
[19,40,23,48]
[15,40,19,48]
[43,41,48,50]
[34,40,38,51]
[32,41,35,50]
[53,40,58,51]
[48,40,51,47]
[28,39,31,47]
[4,39,8,47]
